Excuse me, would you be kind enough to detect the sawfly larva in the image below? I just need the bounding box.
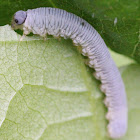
[11,7,128,139]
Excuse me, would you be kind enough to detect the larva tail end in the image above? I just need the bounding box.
[107,121,127,139]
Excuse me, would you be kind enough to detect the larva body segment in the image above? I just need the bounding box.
[11,7,128,139]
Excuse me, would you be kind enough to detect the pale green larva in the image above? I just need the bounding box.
[11,7,128,139]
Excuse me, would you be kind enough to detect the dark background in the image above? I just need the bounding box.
[0,0,139,63]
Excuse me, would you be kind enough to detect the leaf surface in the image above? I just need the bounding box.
[0,25,140,140]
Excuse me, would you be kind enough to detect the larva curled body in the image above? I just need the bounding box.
[11,7,128,139]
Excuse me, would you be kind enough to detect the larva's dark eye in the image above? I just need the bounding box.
[13,11,27,25]
[15,19,19,23]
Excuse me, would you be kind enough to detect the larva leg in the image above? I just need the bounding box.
[100,84,110,93]
[84,59,89,65]
[43,35,47,41]
[73,42,79,46]
[53,35,61,41]
[57,37,61,41]
[76,46,86,56]
[20,28,30,41]
[20,34,26,41]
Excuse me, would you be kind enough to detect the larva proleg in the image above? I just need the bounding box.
[11,7,128,139]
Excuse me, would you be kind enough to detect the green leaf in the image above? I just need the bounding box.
[0,0,139,63]
[0,25,106,140]
[0,25,140,140]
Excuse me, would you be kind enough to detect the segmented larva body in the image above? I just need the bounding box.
[12,7,128,139]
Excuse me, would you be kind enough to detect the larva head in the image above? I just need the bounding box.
[11,10,27,30]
